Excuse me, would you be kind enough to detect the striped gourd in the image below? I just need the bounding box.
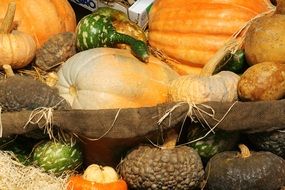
[76,7,149,62]
[32,141,83,174]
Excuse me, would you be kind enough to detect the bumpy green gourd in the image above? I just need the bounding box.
[76,7,149,62]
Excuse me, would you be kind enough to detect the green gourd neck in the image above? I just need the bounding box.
[111,32,149,62]
[0,2,16,34]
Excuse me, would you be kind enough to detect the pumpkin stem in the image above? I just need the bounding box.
[0,2,16,34]
[162,129,178,149]
[238,144,251,158]
[2,64,15,77]
[275,0,285,14]
[45,72,58,88]
[69,85,78,97]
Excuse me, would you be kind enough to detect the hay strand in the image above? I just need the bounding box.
[0,151,69,190]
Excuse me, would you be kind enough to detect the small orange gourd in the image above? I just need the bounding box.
[0,0,76,48]
[67,164,128,190]
[148,0,274,75]
[67,176,128,190]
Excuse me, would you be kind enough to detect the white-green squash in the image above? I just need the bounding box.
[56,48,178,110]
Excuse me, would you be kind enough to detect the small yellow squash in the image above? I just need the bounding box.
[0,2,36,69]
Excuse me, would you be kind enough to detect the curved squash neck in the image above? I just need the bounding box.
[111,32,149,62]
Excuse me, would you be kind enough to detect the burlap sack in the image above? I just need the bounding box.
[1,100,284,166]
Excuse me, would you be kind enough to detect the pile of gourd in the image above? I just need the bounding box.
[0,0,285,190]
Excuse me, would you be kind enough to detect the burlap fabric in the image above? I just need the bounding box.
[1,100,284,166]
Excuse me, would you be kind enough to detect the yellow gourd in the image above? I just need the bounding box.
[0,2,36,69]
[170,71,240,104]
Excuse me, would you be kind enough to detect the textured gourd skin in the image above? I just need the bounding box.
[0,0,76,47]
[238,62,285,101]
[205,150,285,190]
[148,0,273,74]
[118,145,204,190]
[35,32,76,71]
[0,76,71,112]
[244,0,285,65]
[248,130,285,158]
[170,71,240,104]
[56,48,178,110]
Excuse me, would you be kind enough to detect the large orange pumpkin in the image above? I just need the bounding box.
[0,0,76,48]
[148,0,274,75]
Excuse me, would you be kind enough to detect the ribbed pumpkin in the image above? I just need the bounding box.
[0,2,36,69]
[56,48,179,110]
[0,0,76,48]
[148,0,274,75]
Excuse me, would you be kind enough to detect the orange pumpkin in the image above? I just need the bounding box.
[0,0,76,48]
[67,176,128,190]
[148,0,274,75]
[67,164,128,190]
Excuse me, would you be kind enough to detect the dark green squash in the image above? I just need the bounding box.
[247,130,285,158]
[187,125,240,161]
[205,144,285,190]
[0,136,14,148]
[215,49,249,74]
[76,7,149,62]
[1,135,39,165]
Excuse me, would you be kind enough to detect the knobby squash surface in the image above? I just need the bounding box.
[148,0,274,75]
[56,48,179,110]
